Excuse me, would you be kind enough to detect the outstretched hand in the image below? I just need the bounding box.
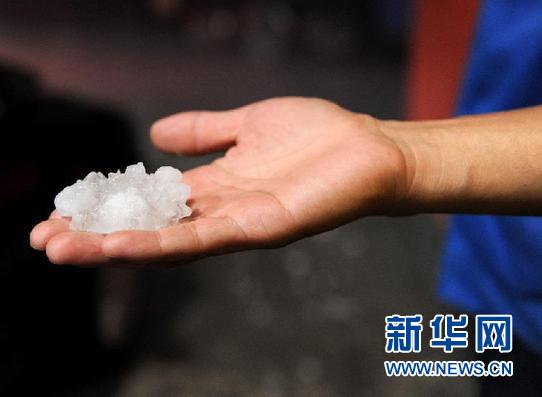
[30,97,407,266]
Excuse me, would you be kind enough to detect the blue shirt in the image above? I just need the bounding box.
[440,0,542,354]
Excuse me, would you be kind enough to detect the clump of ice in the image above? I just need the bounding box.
[54,162,191,233]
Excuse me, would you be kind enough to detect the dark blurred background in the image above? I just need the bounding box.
[0,1,478,396]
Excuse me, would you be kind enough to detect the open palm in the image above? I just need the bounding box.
[30,97,406,266]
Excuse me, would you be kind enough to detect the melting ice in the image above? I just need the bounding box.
[54,162,191,233]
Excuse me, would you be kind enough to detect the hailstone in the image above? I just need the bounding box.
[54,162,191,233]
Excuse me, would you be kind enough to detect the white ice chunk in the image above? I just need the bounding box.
[54,162,192,233]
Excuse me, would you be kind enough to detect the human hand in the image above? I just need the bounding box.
[30,97,408,266]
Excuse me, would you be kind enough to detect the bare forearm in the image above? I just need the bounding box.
[381,105,542,214]
[29,98,542,266]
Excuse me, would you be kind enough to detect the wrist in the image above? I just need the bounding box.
[376,118,468,214]
[367,106,542,215]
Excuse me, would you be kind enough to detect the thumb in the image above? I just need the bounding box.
[151,106,249,155]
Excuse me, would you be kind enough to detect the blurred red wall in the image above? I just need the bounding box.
[406,0,480,120]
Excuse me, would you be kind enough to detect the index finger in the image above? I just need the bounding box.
[31,219,120,266]
[102,216,249,263]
